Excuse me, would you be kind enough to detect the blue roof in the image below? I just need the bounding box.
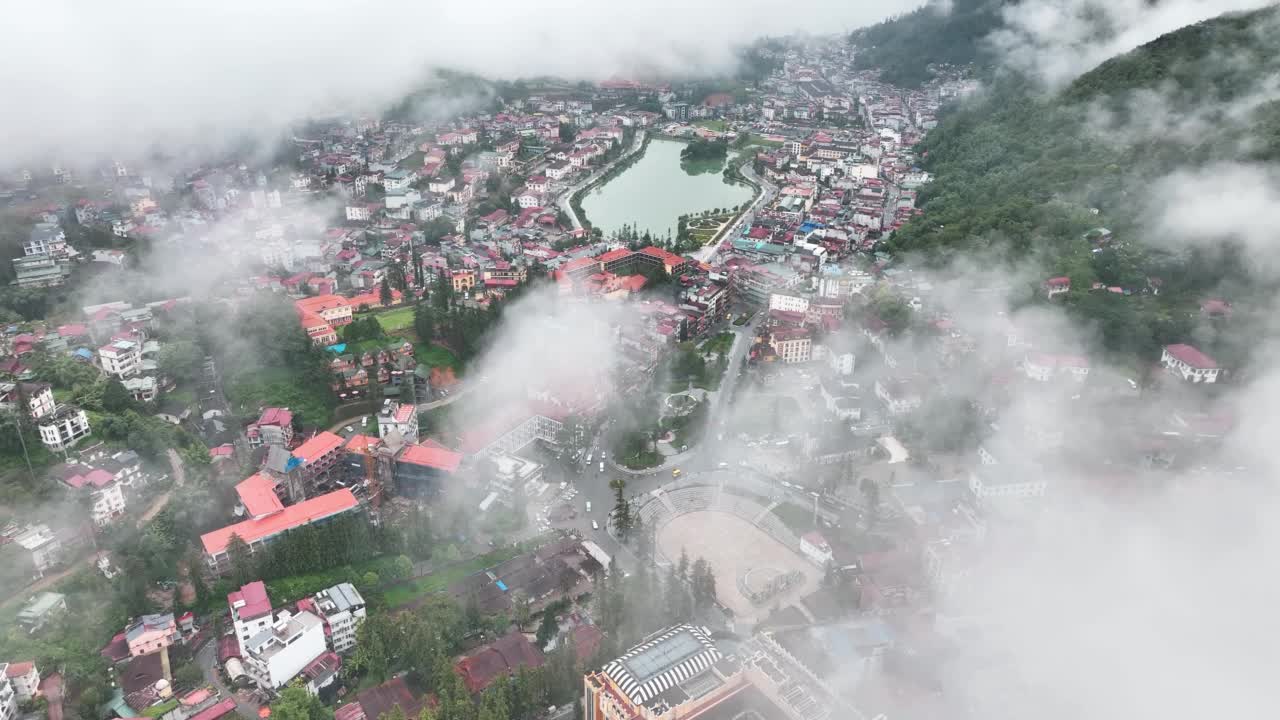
[495,580,508,592]
[74,348,93,359]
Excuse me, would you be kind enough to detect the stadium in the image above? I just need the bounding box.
[633,470,821,624]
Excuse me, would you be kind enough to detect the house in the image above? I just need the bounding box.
[1161,344,1219,383]
[800,532,834,567]
[125,613,178,657]
[333,676,424,720]
[52,463,125,525]
[98,339,142,378]
[295,295,353,328]
[1043,276,1070,299]
[1,662,39,702]
[0,382,55,420]
[16,592,66,632]
[874,378,922,415]
[10,525,60,576]
[241,610,327,690]
[0,668,15,720]
[311,583,366,654]
[229,581,274,654]
[247,407,294,449]
[376,401,419,443]
[199,489,360,572]
[768,327,812,364]
[1023,353,1090,383]
[455,631,545,694]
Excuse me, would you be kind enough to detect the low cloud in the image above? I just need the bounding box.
[988,0,1275,88]
[1,0,919,167]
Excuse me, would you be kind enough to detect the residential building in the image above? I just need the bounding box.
[247,408,294,449]
[11,525,60,576]
[125,613,178,657]
[52,463,126,525]
[241,610,327,690]
[16,592,65,632]
[800,532,833,567]
[0,663,39,702]
[768,293,809,314]
[768,327,812,364]
[229,581,274,653]
[295,295,353,328]
[291,431,346,482]
[0,669,15,720]
[0,382,56,420]
[376,402,418,443]
[455,631,546,695]
[874,378,922,416]
[1043,276,1070,299]
[1023,353,1090,383]
[1161,344,1220,383]
[312,583,366,654]
[99,340,143,379]
[12,254,71,288]
[583,624,729,720]
[200,489,360,572]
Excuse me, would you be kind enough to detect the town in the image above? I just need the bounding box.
[0,23,1248,720]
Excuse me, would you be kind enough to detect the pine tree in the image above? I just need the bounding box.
[226,533,255,587]
[380,276,394,307]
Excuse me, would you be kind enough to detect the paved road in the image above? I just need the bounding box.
[134,448,188,528]
[694,160,776,264]
[557,131,648,229]
[196,639,261,718]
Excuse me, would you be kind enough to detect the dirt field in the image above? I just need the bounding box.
[657,510,819,622]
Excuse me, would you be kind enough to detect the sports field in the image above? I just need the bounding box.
[656,510,818,621]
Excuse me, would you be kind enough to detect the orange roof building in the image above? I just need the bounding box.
[200,489,359,572]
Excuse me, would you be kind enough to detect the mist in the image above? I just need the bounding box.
[0,0,921,167]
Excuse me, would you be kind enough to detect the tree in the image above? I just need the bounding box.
[270,681,333,720]
[159,340,203,384]
[394,554,414,580]
[226,533,255,587]
[558,122,576,143]
[101,379,134,413]
[380,276,394,307]
[535,607,559,649]
[512,591,533,631]
[609,478,631,539]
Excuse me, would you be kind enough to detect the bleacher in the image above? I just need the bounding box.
[632,477,802,556]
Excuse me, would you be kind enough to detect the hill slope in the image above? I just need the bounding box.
[849,0,1005,87]
[888,5,1280,365]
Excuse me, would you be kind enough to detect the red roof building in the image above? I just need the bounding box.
[235,473,284,518]
[200,489,360,570]
[455,632,546,694]
[398,444,463,473]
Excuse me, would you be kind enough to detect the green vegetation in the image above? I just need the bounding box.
[693,119,728,132]
[890,6,1280,368]
[680,138,729,163]
[382,542,532,607]
[415,343,459,369]
[371,306,415,332]
[849,0,1002,87]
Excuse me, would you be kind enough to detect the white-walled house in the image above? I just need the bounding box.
[1161,344,1219,383]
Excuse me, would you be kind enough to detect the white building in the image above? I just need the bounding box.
[0,663,39,703]
[800,532,833,567]
[874,378,922,416]
[827,348,855,376]
[489,453,543,494]
[229,581,275,654]
[1161,344,1220,383]
[768,292,809,314]
[311,583,366,654]
[99,339,142,379]
[969,445,1047,500]
[376,401,419,443]
[12,525,59,576]
[38,406,92,451]
[0,669,15,720]
[242,610,327,690]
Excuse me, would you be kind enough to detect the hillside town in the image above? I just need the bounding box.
[0,27,1245,720]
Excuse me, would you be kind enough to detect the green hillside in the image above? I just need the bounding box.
[850,0,1005,87]
[888,5,1280,366]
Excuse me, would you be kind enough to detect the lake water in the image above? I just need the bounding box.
[581,138,754,239]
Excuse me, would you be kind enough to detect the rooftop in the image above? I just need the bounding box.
[200,488,359,556]
[235,473,284,517]
[603,624,722,705]
[228,581,272,621]
[293,431,345,464]
[399,443,463,472]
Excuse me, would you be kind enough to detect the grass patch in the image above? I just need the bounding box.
[415,343,459,370]
[700,332,734,357]
[694,119,729,132]
[383,540,547,607]
[771,502,816,534]
[142,700,180,717]
[747,134,784,148]
[225,367,334,428]
[371,307,416,332]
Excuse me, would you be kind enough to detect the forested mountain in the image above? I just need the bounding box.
[889,5,1280,367]
[849,0,1005,87]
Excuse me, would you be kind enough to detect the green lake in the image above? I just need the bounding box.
[581,138,753,239]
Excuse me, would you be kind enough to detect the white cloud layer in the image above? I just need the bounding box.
[989,0,1275,88]
[0,0,919,166]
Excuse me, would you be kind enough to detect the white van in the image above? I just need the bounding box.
[585,501,592,512]
[591,520,600,530]
[599,461,605,473]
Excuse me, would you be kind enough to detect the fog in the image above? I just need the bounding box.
[989,0,1276,87]
[0,0,921,167]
